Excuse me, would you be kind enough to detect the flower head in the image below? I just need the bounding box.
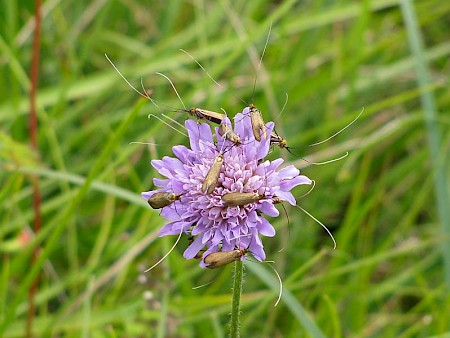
[142,107,312,267]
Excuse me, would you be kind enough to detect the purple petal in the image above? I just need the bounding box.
[172,145,193,164]
[259,200,280,217]
[159,221,184,236]
[278,165,300,180]
[234,109,253,142]
[183,235,204,259]
[186,120,214,152]
[186,120,201,151]
[153,178,169,188]
[274,190,296,206]
[267,158,284,172]
[257,217,276,237]
[280,175,312,191]
[151,159,164,171]
[255,122,274,160]
[249,233,265,261]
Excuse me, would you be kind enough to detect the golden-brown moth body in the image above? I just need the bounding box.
[269,132,288,149]
[186,108,224,124]
[222,192,263,206]
[202,154,223,194]
[147,192,180,209]
[249,104,267,141]
[204,249,246,269]
[218,123,242,145]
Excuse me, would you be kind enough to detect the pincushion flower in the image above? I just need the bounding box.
[142,107,312,267]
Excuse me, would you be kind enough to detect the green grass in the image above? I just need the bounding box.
[1,0,450,337]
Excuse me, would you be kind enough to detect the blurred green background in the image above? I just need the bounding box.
[1,0,449,337]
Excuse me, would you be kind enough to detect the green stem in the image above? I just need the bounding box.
[229,260,244,338]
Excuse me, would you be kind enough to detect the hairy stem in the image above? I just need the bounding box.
[229,260,244,338]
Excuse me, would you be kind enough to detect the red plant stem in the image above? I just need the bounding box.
[26,0,42,337]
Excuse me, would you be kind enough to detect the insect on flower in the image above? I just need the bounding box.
[146,191,181,209]
[202,151,224,195]
[203,247,248,269]
[218,120,242,145]
[141,109,313,268]
[270,130,288,150]
[183,107,224,125]
[249,103,267,142]
[180,108,242,145]
[222,192,264,206]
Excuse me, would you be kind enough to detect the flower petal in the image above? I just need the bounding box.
[274,190,296,205]
[172,145,194,164]
[159,221,185,236]
[255,122,274,160]
[259,200,280,217]
[249,233,266,261]
[278,165,300,180]
[234,109,253,142]
[280,174,312,191]
[183,235,204,259]
[257,217,276,237]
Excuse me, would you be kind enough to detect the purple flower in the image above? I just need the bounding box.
[142,107,312,267]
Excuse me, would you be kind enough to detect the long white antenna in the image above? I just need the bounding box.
[303,152,349,165]
[162,113,186,131]
[297,180,316,199]
[276,93,289,119]
[105,53,149,99]
[144,227,184,272]
[310,108,364,147]
[269,263,283,307]
[155,72,187,110]
[180,49,223,89]
[179,49,247,106]
[295,205,336,249]
[147,114,188,138]
[129,142,160,146]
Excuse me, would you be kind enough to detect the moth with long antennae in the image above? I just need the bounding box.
[218,109,242,145]
[147,192,181,209]
[270,129,293,153]
[202,152,224,195]
[201,134,236,195]
[201,232,284,306]
[202,232,255,269]
[178,54,270,142]
[236,23,273,141]
[203,247,284,307]
[249,103,267,141]
[222,191,266,206]
[203,247,249,269]
[152,72,228,125]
